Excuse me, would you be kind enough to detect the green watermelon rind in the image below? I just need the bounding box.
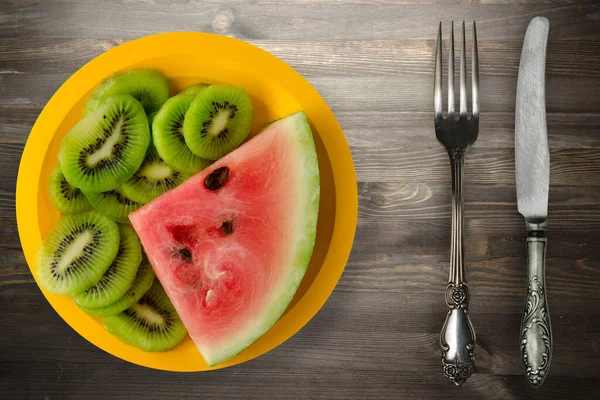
[259,112,320,327]
[202,111,320,366]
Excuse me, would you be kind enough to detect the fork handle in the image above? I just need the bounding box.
[440,149,476,385]
[520,221,552,387]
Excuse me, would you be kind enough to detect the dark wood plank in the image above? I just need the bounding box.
[1,1,598,41]
[1,0,600,398]
[353,146,600,184]
[2,38,600,78]
[1,283,599,399]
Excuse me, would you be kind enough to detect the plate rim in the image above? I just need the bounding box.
[16,32,358,371]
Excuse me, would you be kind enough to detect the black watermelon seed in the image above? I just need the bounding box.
[204,167,229,191]
[177,248,192,263]
[220,220,234,235]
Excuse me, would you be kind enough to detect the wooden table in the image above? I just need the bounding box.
[1,1,599,398]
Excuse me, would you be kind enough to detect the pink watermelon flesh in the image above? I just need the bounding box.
[129,111,320,366]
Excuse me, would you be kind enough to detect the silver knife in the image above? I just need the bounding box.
[515,16,552,388]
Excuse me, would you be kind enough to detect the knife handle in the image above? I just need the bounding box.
[520,221,552,387]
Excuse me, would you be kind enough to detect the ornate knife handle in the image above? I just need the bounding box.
[520,221,552,387]
[440,150,476,386]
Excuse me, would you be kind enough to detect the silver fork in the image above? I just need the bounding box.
[434,21,479,386]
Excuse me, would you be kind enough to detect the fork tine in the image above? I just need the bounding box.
[472,21,479,120]
[434,22,443,119]
[448,21,455,118]
[459,20,467,117]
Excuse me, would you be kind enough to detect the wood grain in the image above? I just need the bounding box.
[1,1,599,41]
[1,0,599,399]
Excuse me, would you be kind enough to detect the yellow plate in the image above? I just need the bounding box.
[16,32,357,371]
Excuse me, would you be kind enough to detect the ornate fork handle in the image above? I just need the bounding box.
[440,148,476,385]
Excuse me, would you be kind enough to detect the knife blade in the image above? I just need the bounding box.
[515,16,552,388]
[516,17,550,221]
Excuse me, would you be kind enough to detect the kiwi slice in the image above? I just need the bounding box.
[153,89,213,175]
[179,83,209,96]
[84,186,143,224]
[102,279,187,351]
[36,211,120,295]
[73,224,142,309]
[120,145,190,204]
[183,85,254,160]
[80,261,155,317]
[60,94,150,193]
[48,164,92,214]
[83,69,170,116]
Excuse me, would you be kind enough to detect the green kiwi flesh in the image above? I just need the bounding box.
[84,186,143,224]
[183,84,254,160]
[48,164,92,214]
[36,211,120,295]
[59,94,150,193]
[102,279,187,351]
[179,83,209,96]
[83,69,170,116]
[80,261,155,317]
[120,145,190,205]
[153,89,213,175]
[73,224,142,309]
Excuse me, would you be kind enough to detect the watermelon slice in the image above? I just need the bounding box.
[129,111,320,366]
